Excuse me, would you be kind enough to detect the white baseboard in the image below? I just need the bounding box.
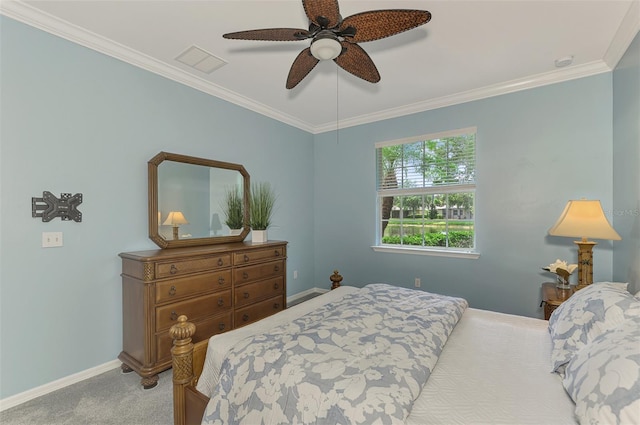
[287,287,328,304]
[2,288,327,411]
[0,359,121,411]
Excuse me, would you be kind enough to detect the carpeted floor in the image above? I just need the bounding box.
[1,294,323,425]
[1,367,173,425]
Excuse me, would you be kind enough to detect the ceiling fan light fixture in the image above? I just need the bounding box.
[310,37,341,61]
[222,1,432,88]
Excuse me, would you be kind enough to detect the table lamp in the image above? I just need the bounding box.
[548,199,621,289]
[163,211,189,240]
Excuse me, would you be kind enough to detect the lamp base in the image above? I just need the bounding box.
[574,240,596,288]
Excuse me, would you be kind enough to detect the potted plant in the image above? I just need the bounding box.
[222,186,244,235]
[250,181,276,243]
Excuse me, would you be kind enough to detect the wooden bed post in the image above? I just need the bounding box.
[330,270,343,290]
[170,315,196,425]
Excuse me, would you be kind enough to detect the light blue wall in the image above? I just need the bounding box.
[313,74,615,317]
[0,17,314,399]
[1,14,634,401]
[613,31,640,294]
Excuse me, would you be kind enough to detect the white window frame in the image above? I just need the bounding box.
[372,127,480,259]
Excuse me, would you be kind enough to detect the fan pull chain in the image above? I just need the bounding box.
[336,65,340,145]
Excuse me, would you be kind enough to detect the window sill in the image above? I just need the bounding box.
[371,245,480,259]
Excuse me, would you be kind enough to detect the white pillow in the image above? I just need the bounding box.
[548,282,640,373]
[563,316,640,425]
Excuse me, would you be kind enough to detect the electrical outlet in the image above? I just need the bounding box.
[42,232,63,248]
[415,277,421,288]
[293,270,298,279]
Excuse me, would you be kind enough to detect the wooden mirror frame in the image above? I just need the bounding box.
[148,152,250,249]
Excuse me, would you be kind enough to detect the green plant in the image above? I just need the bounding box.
[221,186,244,229]
[250,182,276,230]
[382,230,474,248]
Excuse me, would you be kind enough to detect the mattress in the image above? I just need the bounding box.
[410,308,576,424]
[196,286,577,424]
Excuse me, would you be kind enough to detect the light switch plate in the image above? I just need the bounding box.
[42,232,63,247]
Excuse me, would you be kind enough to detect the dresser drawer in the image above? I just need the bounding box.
[156,254,231,279]
[234,295,284,327]
[155,270,231,304]
[233,246,285,266]
[234,260,284,285]
[119,241,287,388]
[234,276,284,308]
[156,312,232,363]
[156,291,232,332]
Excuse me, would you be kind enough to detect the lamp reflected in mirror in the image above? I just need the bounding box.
[163,211,189,240]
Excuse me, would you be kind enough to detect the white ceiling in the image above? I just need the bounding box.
[2,1,639,133]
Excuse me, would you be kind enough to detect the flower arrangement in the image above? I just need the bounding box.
[543,259,577,289]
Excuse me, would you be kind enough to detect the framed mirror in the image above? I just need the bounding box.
[148,152,250,249]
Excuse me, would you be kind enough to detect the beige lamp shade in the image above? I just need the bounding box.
[548,200,621,241]
[162,211,189,226]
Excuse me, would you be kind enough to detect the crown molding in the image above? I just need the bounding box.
[0,0,315,133]
[312,60,612,134]
[2,0,634,136]
[604,0,640,69]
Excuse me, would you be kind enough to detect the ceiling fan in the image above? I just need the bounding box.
[223,0,431,89]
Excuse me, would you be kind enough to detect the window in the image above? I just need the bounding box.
[375,127,477,256]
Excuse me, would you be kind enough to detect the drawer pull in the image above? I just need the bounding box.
[242,314,249,322]
[274,265,280,272]
[217,298,224,307]
[217,258,224,266]
[218,323,226,331]
[273,283,279,290]
[170,264,178,275]
[169,286,177,296]
[170,311,178,321]
[243,292,250,299]
[275,250,280,257]
[242,272,249,280]
[218,277,225,285]
[273,303,280,310]
[243,255,250,263]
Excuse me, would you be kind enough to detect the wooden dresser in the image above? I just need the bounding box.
[118,240,287,388]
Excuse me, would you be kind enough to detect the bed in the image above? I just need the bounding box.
[170,274,640,425]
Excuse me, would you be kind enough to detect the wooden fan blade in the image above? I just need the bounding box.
[334,41,380,83]
[302,0,340,28]
[286,48,320,89]
[340,10,431,43]
[223,28,310,41]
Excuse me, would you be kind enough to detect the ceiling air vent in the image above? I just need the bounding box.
[175,45,227,74]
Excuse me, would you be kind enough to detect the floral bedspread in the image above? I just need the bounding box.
[201,283,468,425]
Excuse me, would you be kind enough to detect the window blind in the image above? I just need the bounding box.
[377,131,476,192]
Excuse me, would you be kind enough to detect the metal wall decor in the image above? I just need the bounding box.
[32,191,83,222]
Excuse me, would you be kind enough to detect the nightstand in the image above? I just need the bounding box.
[541,282,575,320]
